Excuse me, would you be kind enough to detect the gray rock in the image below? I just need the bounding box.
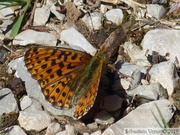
[50,4,65,21]
[126,83,168,100]
[0,6,14,19]
[100,4,113,14]
[60,28,97,56]
[115,62,147,78]
[94,110,115,125]
[18,102,53,131]
[122,42,151,66]
[65,124,75,135]
[56,130,67,135]
[33,6,50,26]
[81,12,102,31]
[20,96,33,110]
[113,62,147,90]
[87,122,98,130]
[102,99,176,135]
[149,61,179,96]
[0,20,13,33]
[13,29,57,46]
[9,125,27,135]
[104,9,123,26]
[45,122,61,135]
[141,29,180,65]
[0,88,19,115]
[146,4,166,19]
[91,130,102,135]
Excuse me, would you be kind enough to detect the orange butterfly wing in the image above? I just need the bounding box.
[25,46,106,119]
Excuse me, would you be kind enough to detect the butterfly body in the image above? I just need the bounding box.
[25,46,106,119]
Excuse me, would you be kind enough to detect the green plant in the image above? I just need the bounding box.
[0,0,31,37]
[152,103,174,135]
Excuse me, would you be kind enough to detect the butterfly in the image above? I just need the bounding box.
[24,45,107,119]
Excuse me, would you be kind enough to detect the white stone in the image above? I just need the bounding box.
[81,12,102,31]
[102,99,176,135]
[46,122,61,135]
[29,99,43,110]
[91,130,102,135]
[87,122,98,130]
[73,0,84,6]
[0,6,14,19]
[8,57,74,118]
[56,130,67,135]
[18,107,53,131]
[141,29,180,65]
[9,125,27,135]
[0,20,13,32]
[146,4,166,19]
[115,62,147,78]
[0,88,19,115]
[50,4,65,21]
[119,79,131,90]
[65,124,75,135]
[83,133,89,135]
[33,6,51,26]
[149,61,179,96]
[102,95,123,112]
[60,28,97,56]
[94,110,115,125]
[126,83,168,100]
[100,4,112,14]
[104,9,123,26]
[113,62,147,90]
[120,69,141,90]
[20,96,33,110]
[13,29,57,46]
[123,42,151,66]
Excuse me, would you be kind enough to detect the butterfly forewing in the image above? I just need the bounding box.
[25,47,92,107]
[24,46,106,119]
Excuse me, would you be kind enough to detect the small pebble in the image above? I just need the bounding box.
[18,107,53,131]
[65,124,75,135]
[149,61,179,96]
[20,96,33,110]
[87,122,98,130]
[104,9,123,26]
[91,130,102,135]
[45,122,61,135]
[60,28,97,56]
[0,88,19,115]
[94,110,115,125]
[33,6,50,26]
[81,12,102,31]
[9,125,27,135]
[146,4,166,19]
[13,30,57,46]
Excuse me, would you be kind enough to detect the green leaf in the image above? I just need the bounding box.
[0,0,31,37]
[9,0,30,37]
[152,103,174,135]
